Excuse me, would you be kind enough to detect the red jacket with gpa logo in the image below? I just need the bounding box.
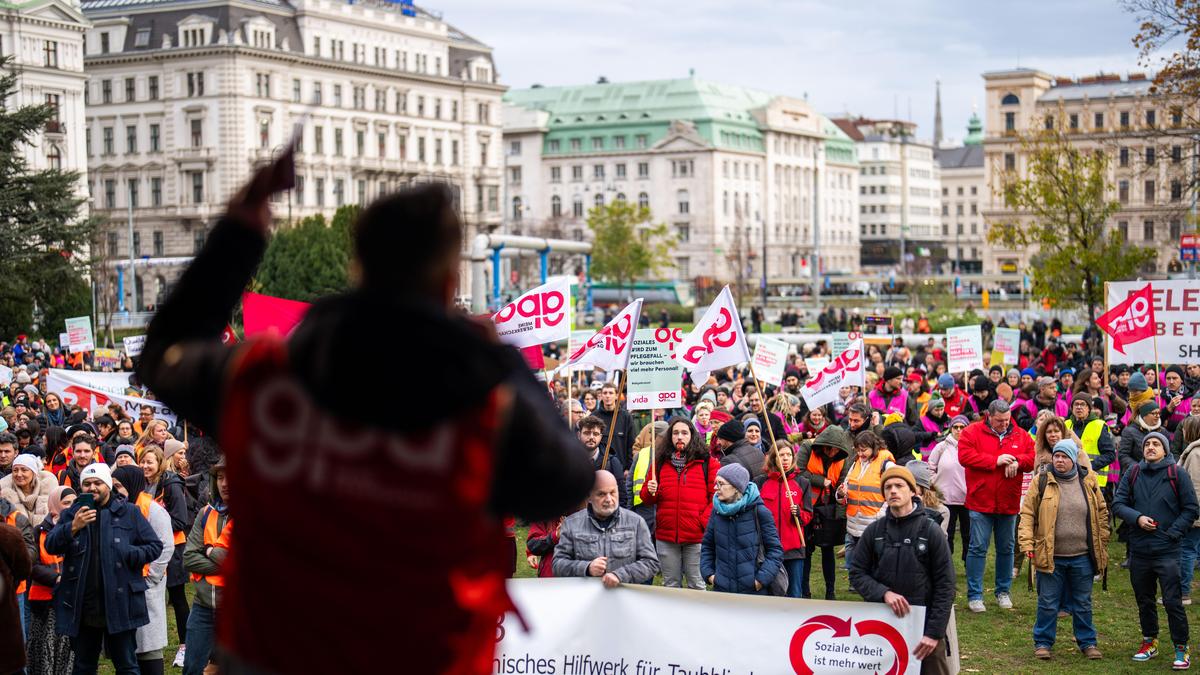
[757,470,813,553]
[956,419,1035,515]
[641,456,721,544]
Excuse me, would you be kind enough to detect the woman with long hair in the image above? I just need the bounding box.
[141,443,192,667]
[756,442,813,598]
[799,406,830,441]
[1072,369,1126,419]
[36,393,68,429]
[136,419,174,457]
[640,417,720,590]
[836,430,895,564]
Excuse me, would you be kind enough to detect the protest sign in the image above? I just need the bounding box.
[93,348,121,370]
[497,578,927,675]
[122,335,146,358]
[566,331,594,370]
[751,336,790,388]
[626,329,682,411]
[243,292,311,337]
[58,332,69,349]
[560,299,642,373]
[65,316,94,353]
[805,357,831,373]
[946,325,984,373]
[47,369,177,424]
[832,332,852,357]
[992,327,1020,366]
[492,278,571,349]
[800,337,865,409]
[1102,281,1166,363]
[675,286,749,385]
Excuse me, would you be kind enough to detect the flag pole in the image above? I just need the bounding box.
[1103,282,1111,392]
[600,371,625,469]
[748,363,804,545]
[567,367,573,429]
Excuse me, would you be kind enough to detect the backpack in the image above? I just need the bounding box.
[872,514,934,569]
[752,508,790,596]
[1124,462,1180,500]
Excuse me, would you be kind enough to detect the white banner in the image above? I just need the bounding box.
[945,325,984,374]
[675,286,750,385]
[800,338,865,410]
[992,327,1020,366]
[47,369,177,424]
[751,336,790,389]
[626,329,682,411]
[123,335,146,358]
[493,279,572,349]
[1107,280,1200,364]
[560,299,643,374]
[65,316,95,353]
[497,578,927,675]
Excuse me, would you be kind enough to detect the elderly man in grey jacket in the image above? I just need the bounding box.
[553,470,659,587]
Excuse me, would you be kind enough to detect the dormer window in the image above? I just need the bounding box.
[252,30,272,48]
[134,29,151,48]
[178,17,214,48]
[182,28,205,47]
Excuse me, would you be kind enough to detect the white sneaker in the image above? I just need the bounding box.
[968,599,986,613]
[997,593,1014,609]
[173,644,186,668]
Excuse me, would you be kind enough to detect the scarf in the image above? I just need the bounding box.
[1049,456,1078,480]
[713,481,760,516]
[47,485,75,523]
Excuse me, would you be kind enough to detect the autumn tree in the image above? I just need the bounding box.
[587,200,675,297]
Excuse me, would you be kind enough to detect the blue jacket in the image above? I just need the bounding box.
[45,495,163,637]
[1113,455,1200,558]
[700,484,783,595]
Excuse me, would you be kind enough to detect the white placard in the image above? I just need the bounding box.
[992,327,1020,366]
[626,329,682,411]
[65,316,94,353]
[946,325,984,374]
[751,336,790,388]
[122,335,146,358]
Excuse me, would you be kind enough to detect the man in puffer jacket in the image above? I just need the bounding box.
[700,464,783,595]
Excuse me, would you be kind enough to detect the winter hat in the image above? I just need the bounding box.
[989,364,1004,375]
[883,412,905,427]
[1142,431,1171,454]
[12,454,41,475]
[113,445,136,462]
[1020,368,1037,378]
[716,463,750,494]
[883,366,903,381]
[112,465,146,500]
[950,415,970,428]
[1036,376,1056,390]
[972,375,992,393]
[743,417,762,432]
[1137,400,1160,418]
[906,372,924,383]
[1071,391,1092,408]
[906,461,934,490]
[937,373,956,389]
[716,419,746,442]
[1052,439,1079,460]
[928,395,946,412]
[698,390,717,406]
[1058,367,1075,378]
[880,465,917,493]
[1128,371,1149,392]
[80,462,113,489]
[163,439,186,463]
[1006,368,1020,379]
[15,372,30,385]
[1166,365,1185,379]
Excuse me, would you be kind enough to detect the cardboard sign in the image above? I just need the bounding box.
[946,325,985,374]
[93,348,121,370]
[992,327,1020,366]
[626,329,682,411]
[65,316,95,353]
[751,336,790,388]
[122,335,146,358]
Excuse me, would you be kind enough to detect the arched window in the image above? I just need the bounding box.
[46,144,62,170]
[677,189,689,215]
[550,195,562,217]
[594,193,604,207]
[638,192,649,208]
[573,195,584,217]
[615,192,626,203]
[1001,93,1020,105]
[511,196,522,221]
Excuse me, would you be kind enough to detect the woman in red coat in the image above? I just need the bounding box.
[641,417,720,590]
[757,442,814,598]
[525,517,563,578]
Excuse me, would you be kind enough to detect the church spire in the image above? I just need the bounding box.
[933,79,943,148]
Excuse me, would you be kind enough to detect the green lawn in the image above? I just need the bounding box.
[516,525,1196,674]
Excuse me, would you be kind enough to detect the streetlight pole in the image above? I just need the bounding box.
[127,180,137,314]
[811,143,821,309]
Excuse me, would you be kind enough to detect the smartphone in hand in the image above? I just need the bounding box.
[75,493,95,510]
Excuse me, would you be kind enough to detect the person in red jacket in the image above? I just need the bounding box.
[641,416,720,590]
[756,442,813,598]
[957,399,1035,614]
[525,517,565,578]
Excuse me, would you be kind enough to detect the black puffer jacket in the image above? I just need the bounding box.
[718,439,767,484]
[848,501,956,641]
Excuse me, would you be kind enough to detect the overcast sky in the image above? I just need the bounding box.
[431,0,1150,146]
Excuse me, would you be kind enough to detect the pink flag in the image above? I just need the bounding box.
[675,286,750,385]
[242,292,312,337]
[560,299,643,373]
[1096,282,1156,355]
[492,279,571,348]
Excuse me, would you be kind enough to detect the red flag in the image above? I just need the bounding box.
[242,292,312,337]
[1097,282,1156,355]
[219,324,239,345]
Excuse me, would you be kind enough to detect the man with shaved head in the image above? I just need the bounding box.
[553,470,660,587]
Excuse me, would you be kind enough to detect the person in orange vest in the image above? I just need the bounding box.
[182,455,229,675]
[26,485,76,673]
[140,443,191,667]
[137,161,594,674]
[57,433,98,489]
[0,518,33,675]
[0,478,35,642]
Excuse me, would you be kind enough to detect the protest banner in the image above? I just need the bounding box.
[626,329,682,411]
[560,299,642,373]
[492,278,571,349]
[58,332,69,350]
[831,332,851,357]
[47,369,177,424]
[675,286,749,384]
[946,325,984,374]
[93,348,121,370]
[243,292,311,337]
[496,578,927,675]
[992,327,1020,366]
[1102,281,1163,363]
[751,336,790,388]
[65,316,95,353]
[800,337,865,409]
[122,335,146,358]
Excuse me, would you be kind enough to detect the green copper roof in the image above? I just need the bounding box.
[822,117,858,164]
[964,112,983,145]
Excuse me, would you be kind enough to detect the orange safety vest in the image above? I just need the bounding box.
[135,492,155,576]
[845,452,894,520]
[28,529,61,601]
[4,511,27,594]
[805,450,845,502]
[191,507,232,587]
[153,487,187,546]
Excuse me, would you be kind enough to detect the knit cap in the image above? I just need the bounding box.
[880,465,917,493]
[716,463,750,494]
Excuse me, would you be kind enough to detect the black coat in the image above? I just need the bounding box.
[718,440,767,485]
[593,405,637,472]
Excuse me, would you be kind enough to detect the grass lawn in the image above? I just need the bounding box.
[514,526,1197,674]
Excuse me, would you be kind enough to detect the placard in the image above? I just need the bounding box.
[122,335,146,358]
[946,325,985,374]
[992,327,1020,366]
[626,329,682,410]
[751,336,790,388]
[65,316,94,353]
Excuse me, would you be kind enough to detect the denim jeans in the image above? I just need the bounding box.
[783,558,805,598]
[965,510,1016,602]
[843,534,860,571]
[1180,527,1200,594]
[17,591,26,638]
[72,625,139,674]
[1033,555,1097,650]
[183,603,216,675]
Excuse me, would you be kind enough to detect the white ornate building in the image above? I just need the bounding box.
[79,0,504,310]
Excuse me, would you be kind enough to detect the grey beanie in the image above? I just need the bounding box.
[1143,431,1171,453]
[716,463,750,494]
[1128,371,1149,393]
[907,460,935,490]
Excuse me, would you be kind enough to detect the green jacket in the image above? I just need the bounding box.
[795,426,853,519]
[183,504,230,610]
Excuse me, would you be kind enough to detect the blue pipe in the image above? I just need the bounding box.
[585,254,594,312]
[491,245,504,310]
[539,249,549,284]
[116,265,125,313]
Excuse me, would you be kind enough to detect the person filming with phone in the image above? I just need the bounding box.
[45,462,163,674]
